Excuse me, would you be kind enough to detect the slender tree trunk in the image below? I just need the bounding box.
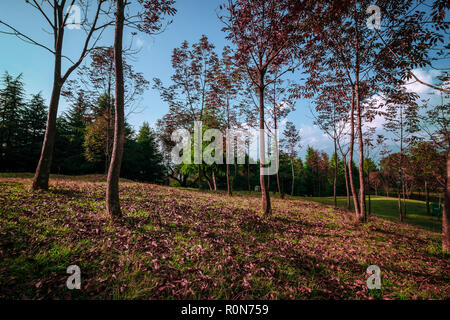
[105,78,113,174]
[443,151,449,253]
[203,168,213,191]
[425,181,430,215]
[273,107,283,199]
[354,12,365,222]
[258,80,270,216]
[32,80,62,190]
[105,113,110,174]
[367,166,371,216]
[106,0,125,219]
[398,189,403,222]
[333,137,337,208]
[226,162,232,196]
[355,68,365,221]
[343,156,351,210]
[402,180,407,218]
[198,164,203,189]
[368,182,371,216]
[291,159,295,196]
[212,169,217,191]
[348,87,360,217]
[276,171,283,199]
[247,160,251,191]
[32,24,64,190]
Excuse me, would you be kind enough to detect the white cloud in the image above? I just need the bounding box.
[136,38,145,49]
[402,68,441,94]
[299,124,332,152]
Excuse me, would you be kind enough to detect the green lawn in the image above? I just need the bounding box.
[299,195,442,232]
[1,174,449,299]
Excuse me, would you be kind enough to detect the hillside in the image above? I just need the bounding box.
[0,175,448,299]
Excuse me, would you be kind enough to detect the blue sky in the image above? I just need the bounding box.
[0,0,447,159]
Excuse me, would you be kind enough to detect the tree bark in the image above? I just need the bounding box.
[355,58,365,222]
[203,167,213,190]
[258,79,271,216]
[276,171,283,199]
[425,181,430,215]
[333,138,337,208]
[198,164,203,189]
[31,1,103,190]
[247,161,251,191]
[226,162,232,196]
[353,10,365,222]
[348,87,360,218]
[32,80,62,190]
[225,96,232,196]
[343,156,351,210]
[105,76,113,174]
[32,13,64,190]
[290,159,295,196]
[106,0,125,219]
[402,179,407,218]
[212,169,217,191]
[273,105,283,199]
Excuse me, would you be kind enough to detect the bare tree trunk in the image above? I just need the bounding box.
[273,110,283,199]
[354,13,365,222]
[106,0,125,219]
[226,162,232,196]
[32,80,62,190]
[32,20,64,190]
[443,151,449,253]
[105,79,113,174]
[276,171,283,199]
[31,2,103,190]
[105,113,110,174]
[258,80,270,216]
[212,169,217,191]
[368,181,371,216]
[355,69,365,222]
[425,181,430,215]
[225,96,232,196]
[333,138,337,208]
[203,168,213,190]
[348,87,360,218]
[291,159,295,196]
[402,180,407,218]
[198,164,203,189]
[247,161,251,191]
[343,156,350,210]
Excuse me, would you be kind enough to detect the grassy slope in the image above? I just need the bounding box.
[299,196,441,232]
[0,175,448,299]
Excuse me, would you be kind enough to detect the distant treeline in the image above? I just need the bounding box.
[0,72,166,183]
[0,71,445,204]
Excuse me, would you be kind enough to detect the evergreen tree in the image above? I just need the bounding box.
[22,93,47,171]
[0,72,26,171]
[52,93,93,174]
[122,122,166,183]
